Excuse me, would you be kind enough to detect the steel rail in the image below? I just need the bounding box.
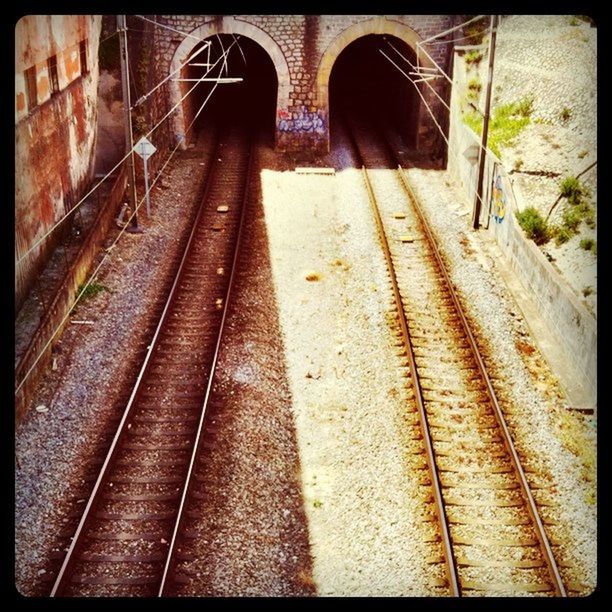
[343,115,460,597]
[345,113,567,596]
[49,129,223,597]
[157,134,254,596]
[395,166,567,597]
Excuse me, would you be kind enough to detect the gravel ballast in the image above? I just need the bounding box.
[260,164,441,596]
[15,128,595,597]
[405,168,596,595]
[166,144,316,596]
[15,132,216,596]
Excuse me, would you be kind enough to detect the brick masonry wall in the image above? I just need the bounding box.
[144,15,456,154]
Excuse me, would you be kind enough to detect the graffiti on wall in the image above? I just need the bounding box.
[277,108,326,134]
[491,164,506,224]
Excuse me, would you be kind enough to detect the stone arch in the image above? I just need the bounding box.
[316,17,433,105]
[315,17,434,150]
[169,16,290,145]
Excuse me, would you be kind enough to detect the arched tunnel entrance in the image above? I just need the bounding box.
[329,34,419,149]
[180,34,278,143]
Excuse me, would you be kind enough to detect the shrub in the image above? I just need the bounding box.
[77,281,107,303]
[515,95,534,117]
[577,201,596,228]
[551,225,574,246]
[463,17,489,45]
[580,238,597,254]
[562,207,582,232]
[560,107,572,122]
[516,207,550,245]
[559,176,590,206]
[464,49,483,66]
[463,97,533,159]
[467,77,482,101]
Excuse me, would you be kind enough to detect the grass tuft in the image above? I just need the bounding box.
[516,207,550,245]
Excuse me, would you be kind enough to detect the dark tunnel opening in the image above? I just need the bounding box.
[330,35,419,149]
[180,34,278,143]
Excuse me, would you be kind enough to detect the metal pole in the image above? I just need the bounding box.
[472,14,498,229]
[143,154,151,216]
[117,15,141,232]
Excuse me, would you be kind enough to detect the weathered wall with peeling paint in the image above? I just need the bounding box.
[15,15,102,310]
[144,15,456,157]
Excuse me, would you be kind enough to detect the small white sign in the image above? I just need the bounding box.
[134,136,157,160]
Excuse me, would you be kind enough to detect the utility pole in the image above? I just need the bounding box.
[472,14,499,229]
[117,15,141,232]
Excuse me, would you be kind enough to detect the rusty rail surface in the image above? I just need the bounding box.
[15,165,128,422]
[49,125,253,596]
[345,114,567,597]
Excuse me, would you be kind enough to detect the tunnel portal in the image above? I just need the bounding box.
[180,34,278,143]
[329,34,420,149]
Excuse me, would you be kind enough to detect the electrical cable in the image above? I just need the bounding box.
[16,37,238,266]
[15,52,232,395]
[380,48,489,214]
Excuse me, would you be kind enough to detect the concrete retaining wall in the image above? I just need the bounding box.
[448,51,596,406]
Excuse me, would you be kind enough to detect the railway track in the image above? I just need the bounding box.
[49,123,254,597]
[343,114,567,597]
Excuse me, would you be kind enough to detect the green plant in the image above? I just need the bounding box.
[580,238,597,254]
[560,107,572,122]
[551,224,574,245]
[312,499,323,508]
[516,207,550,245]
[467,77,482,92]
[515,95,535,117]
[464,49,483,66]
[562,207,582,232]
[559,176,590,206]
[133,113,148,136]
[568,15,593,26]
[577,201,596,228]
[466,77,482,102]
[76,281,108,304]
[463,17,489,45]
[465,96,534,158]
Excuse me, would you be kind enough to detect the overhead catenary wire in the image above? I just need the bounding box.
[386,40,450,112]
[135,14,213,44]
[379,48,489,213]
[131,43,210,109]
[382,39,493,157]
[420,15,487,45]
[16,36,239,267]
[413,17,490,87]
[15,52,233,397]
[425,31,491,46]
